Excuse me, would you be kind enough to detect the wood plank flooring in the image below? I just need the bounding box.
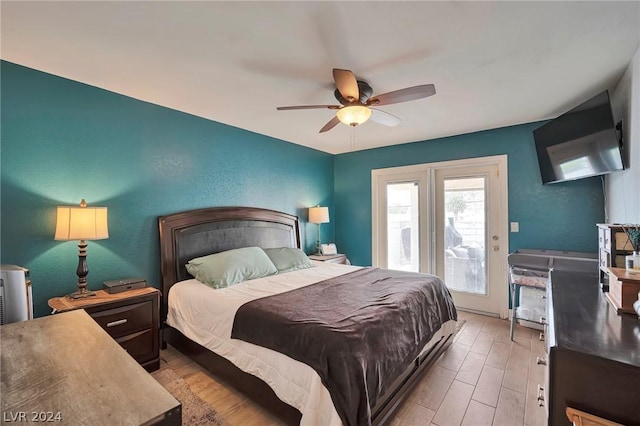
[158,311,546,425]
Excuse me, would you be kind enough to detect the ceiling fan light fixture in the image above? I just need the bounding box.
[336,105,372,126]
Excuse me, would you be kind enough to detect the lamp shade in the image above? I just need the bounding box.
[336,105,372,126]
[308,206,330,224]
[55,202,109,241]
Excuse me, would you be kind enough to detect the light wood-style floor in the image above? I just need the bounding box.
[159,311,546,426]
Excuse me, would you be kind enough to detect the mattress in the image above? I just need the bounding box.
[166,261,456,425]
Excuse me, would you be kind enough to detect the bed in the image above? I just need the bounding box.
[158,206,457,426]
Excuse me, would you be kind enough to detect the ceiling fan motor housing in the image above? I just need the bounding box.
[334,80,373,105]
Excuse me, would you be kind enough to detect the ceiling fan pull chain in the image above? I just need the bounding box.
[350,125,356,152]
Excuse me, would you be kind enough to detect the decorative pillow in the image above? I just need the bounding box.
[186,247,277,289]
[263,247,314,273]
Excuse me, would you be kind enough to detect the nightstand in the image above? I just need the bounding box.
[309,254,350,265]
[48,287,160,372]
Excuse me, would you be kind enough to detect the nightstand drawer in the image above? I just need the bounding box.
[117,328,155,362]
[90,301,153,338]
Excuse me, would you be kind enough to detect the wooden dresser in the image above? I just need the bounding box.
[48,287,160,371]
[545,270,640,425]
[0,310,181,425]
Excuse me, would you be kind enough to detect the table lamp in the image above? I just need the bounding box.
[55,199,109,299]
[308,206,329,255]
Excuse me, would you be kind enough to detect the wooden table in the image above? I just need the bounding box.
[0,310,181,425]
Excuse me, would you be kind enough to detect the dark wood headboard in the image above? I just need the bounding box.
[157,206,301,322]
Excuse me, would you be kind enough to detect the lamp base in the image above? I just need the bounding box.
[68,241,96,299]
[66,290,96,299]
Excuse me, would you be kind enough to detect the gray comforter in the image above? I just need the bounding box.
[231,267,457,426]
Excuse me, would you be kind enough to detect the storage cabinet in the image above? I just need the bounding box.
[597,224,634,290]
[48,287,160,371]
[545,270,640,425]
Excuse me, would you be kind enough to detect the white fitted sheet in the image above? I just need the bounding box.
[166,261,456,425]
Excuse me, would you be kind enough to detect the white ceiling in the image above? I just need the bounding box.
[2,1,639,154]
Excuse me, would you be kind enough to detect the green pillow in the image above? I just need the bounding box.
[186,247,277,289]
[263,247,314,273]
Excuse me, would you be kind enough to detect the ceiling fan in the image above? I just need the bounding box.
[276,68,436,133]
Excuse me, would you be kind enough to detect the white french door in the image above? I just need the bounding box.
[374,173,429,272]
[372,155,508,318]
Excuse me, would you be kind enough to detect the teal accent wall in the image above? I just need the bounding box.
[334,124,605,266]
[1,60,607,318]
[1,61,334,318]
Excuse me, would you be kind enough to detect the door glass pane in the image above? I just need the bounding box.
[387,182,419,272]
[443,177,486,294]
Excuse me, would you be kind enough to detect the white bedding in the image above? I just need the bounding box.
[166,261,456,425]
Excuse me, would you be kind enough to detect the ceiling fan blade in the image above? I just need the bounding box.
[333,68,360,103]
[367,84,436,106]
[370,108,402,127]
[277,105,340,111]
[319,116,340,133]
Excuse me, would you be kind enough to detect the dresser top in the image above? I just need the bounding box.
[0,310,179,424]
[48,287,159,313]
[549,270,640,368]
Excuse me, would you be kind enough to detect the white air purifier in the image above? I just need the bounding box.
[0,265,33,325]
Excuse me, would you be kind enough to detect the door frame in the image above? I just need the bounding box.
[371,172,430,271]
[372,155,509,318]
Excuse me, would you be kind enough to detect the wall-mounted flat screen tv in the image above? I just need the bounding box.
[533,90,624,184]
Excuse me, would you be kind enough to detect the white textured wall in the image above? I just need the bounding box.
[608,46,640,224]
